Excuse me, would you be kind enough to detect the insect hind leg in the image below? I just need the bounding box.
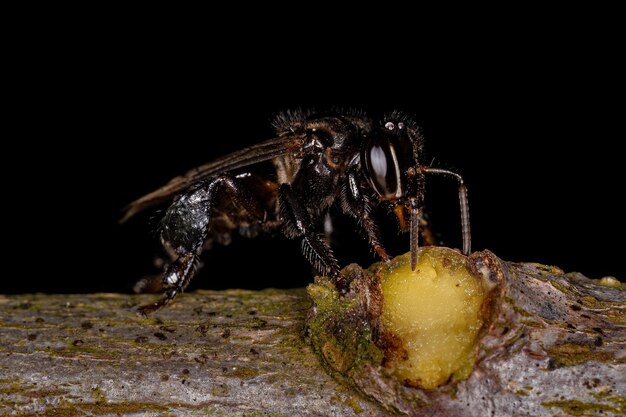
[138,252,199,314]
[138,174,262,314]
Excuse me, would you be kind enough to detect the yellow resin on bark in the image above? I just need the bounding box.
[380,248,486,389]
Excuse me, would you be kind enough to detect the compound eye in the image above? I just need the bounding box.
[362,136,402,199]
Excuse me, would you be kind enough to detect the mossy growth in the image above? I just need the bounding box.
[306,273,384,376]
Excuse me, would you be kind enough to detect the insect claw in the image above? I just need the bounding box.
[137,303,158,316]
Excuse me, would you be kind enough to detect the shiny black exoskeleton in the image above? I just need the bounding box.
[122,110,471,313]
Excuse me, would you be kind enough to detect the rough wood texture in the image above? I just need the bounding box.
[0,254,624,416]
[0,289,373,416]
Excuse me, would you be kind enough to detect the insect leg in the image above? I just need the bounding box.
[421,167,471,255]
[278,184,341,280]
[340,171,390,263]
[138,253,199,314]
[138,175,263,314]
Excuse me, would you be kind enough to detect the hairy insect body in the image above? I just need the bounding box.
[124,110,471,313]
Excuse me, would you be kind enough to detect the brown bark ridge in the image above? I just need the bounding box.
[0,250,624,416]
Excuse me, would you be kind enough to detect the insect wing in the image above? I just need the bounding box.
[121,135,302,222]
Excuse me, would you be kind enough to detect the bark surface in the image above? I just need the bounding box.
[0,254,624,416]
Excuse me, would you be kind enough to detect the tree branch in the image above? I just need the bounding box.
[0,251,624,416]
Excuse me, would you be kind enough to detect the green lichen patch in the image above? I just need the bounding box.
[221,366,261,380]
[90,386,107,404]
[542,399,623,416]
[0,379,35,396]
[592,392,626,412]
[16,402,170,417]
[546,342,616,367]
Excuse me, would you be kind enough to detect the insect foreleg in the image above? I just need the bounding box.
[421,167,471,255]
[340,170,390,263]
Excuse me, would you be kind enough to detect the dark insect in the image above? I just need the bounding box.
[122,110,471,313]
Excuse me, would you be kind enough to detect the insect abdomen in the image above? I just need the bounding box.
[160,185,212,254]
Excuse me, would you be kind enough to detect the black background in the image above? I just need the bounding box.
[10,31,624,294]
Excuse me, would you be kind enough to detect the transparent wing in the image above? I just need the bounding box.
[120,135,302,222]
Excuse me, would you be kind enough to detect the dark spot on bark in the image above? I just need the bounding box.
[208,311,217,316]
[377,330,409,364]
[251,319,267,330]
[222,367,228,372]
[248,310,257,315]
[27,333,38,341]
[547,358,557,370]
[35,317,45,323]
[570,304,582,311]
[81,321,93,329]
[196,324,209,335]
[594,337,603,347]
[250,347,259,355]
[154,332,167,341]
[161,374,169,381]
[182,368,190,375]
[581,314,591,319]
[19,302,31,309]
[540,302,560,320]
[592,327,604,334]
[160,325,177,333]
[135,336,149,343]
[567,324,575,329]
[221,329,231,338]
[195,354,209,364]
[501,326,510,335]
[72,339,84,346]
[226,314,233,318]
[154,318,164,325]
[592,378,601,387]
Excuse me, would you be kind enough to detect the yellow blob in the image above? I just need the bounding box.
[380,248,487,389]
[598,276,623,288]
